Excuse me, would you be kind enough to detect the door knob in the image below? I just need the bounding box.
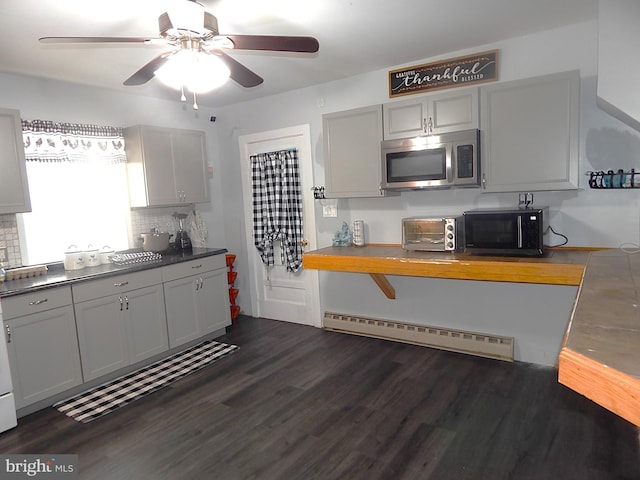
[299,239,309,247]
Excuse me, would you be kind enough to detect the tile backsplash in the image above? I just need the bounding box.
[0,214,22,268]
[129,206,194,248]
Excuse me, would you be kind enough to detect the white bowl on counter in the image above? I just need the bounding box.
[140,232,173,252]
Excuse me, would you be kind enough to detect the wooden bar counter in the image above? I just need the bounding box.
[302,245,589,298]
[558,249,640,427]
[303,245,640,427]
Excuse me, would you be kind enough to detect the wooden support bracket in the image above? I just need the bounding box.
[369,273,395,299]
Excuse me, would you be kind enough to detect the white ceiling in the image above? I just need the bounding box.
[0,0,597,109]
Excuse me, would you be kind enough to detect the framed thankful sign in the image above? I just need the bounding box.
[388,50,499,98]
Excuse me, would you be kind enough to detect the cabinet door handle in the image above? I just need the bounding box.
[482,173,487,189]
[114,281,129,287]
[427,116,433,134]
[125,296,129,310]
[191,264,203,269]
[28,298,48,306]
[5,324,10,343]
[119,296,124,311]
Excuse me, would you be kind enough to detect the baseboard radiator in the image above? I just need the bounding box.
[323,312,514,362]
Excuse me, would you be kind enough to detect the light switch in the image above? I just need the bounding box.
[322,199,338,217]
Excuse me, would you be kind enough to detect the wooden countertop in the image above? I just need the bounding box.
[304,244,640,427]
[559,249,640,427]
[302,245,589,286]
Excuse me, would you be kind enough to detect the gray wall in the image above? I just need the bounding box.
[212,20,639,365]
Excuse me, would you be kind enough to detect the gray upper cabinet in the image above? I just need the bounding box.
[125,125,209,207]
[383,88,479,140]
[480,70,580,192]
[323,105,397,198]
[0,108,31,214]
[597,0,640,131]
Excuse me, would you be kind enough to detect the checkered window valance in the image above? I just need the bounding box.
[22,119,126,164]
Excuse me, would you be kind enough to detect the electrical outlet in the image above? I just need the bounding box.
[0,247,6,263]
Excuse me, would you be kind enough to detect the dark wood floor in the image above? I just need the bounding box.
[0,315,638,479]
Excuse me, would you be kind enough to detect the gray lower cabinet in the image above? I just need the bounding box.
[163,255,231,348]
[2,253,230,412]
[2,287,82,409]
[73,270,168,382]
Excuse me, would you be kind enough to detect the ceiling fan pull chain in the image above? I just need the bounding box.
[180,85,186,102]
[192,92,199,110]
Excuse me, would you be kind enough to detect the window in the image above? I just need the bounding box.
[18,120,131,265]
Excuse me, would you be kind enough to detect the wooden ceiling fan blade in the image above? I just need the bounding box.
[123,54,171,86]
[39,36,158,44]
[224,35,319,53]
[218,52,263,88]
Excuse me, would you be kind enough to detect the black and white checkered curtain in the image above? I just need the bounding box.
[251,148,304,272]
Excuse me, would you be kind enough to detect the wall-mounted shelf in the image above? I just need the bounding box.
[587,169,640,189]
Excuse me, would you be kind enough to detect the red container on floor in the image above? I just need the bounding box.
[230,305,240,322]
[227,270,237,285]
[229,287,239,305]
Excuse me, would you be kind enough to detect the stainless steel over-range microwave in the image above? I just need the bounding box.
[381,129,480,191]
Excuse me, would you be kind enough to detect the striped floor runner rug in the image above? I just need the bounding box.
[55,340,238,423]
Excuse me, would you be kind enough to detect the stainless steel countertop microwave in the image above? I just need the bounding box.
[381,129,480,191]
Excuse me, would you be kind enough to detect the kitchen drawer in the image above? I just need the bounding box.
[1,286,73,320]
[161,255,226,283]
[72,268,162,303]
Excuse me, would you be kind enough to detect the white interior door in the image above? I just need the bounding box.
[239,125,321,327]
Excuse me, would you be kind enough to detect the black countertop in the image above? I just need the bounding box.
[0,247,228,298]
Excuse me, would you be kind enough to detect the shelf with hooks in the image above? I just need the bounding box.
[586,169,640,189]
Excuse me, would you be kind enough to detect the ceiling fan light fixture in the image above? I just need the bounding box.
[154,49,230,94]
[166,0,206,36]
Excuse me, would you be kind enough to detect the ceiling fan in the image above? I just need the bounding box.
[39,0,319,98]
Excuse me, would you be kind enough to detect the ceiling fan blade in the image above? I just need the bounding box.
[123,54,171,86]
[218,52,263,88]
[224,35,319,53]
[39,36,157,44]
